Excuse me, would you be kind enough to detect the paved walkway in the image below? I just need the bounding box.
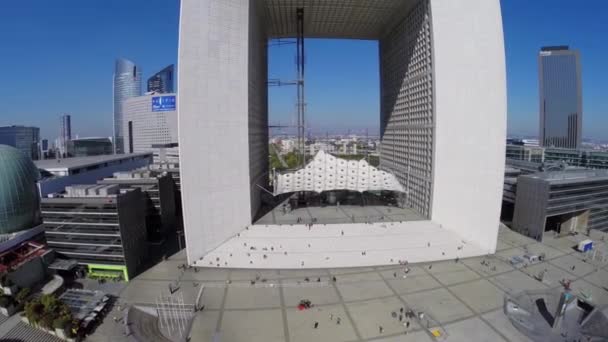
[90,225,608,342]
[196,220,487,269]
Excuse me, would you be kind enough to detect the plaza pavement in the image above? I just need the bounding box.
[88,225,608,342]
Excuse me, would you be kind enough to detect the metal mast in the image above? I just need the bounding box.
[296,8,306,168]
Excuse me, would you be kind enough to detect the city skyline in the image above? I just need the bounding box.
[0,0,607,141]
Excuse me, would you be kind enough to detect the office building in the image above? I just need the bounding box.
[59,114,72,157]
[35,152,153,196]
[510,170,608,240]
[0,145,41,236]
[147,64,175,94]
[0,126,40,160]
[539,46,582,149]
[39,139,49,159]
[113,58,142,154]
[41,185,147,281]
[178,0,507,267]
[122,93,178,162]
[506,144,608,170]
[98,170,177,242]
[67,137,113,157]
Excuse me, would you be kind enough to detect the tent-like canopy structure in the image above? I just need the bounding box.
[273,150,405,195]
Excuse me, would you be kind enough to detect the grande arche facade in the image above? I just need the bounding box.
[178,0,507,268]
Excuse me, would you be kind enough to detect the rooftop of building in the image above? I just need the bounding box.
[34,153,152,172]
[88,225,608,342]
[524,169,608,184]
[541,45,570,51]
[70,137,112,142]
[0,125,38,129]
[59,289,110,321]
[506,143,608,154]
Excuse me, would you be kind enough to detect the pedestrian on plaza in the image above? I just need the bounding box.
[314,322,319,329]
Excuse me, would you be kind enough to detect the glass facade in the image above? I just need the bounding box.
[59,114,71,157]
[539,47,582,149]
[0,145,40,235]
[147,64,174,94]
[67,138,113,157]
[0,125,40,160]
[113,58,142,154]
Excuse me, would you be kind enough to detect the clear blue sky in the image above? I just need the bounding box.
[0,0,606,140]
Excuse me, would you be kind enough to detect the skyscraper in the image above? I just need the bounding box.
[59,114,71,157]
[0,126,40,160]
[147,64,175,94]
[113,58,142,154]
[539,46,582,149]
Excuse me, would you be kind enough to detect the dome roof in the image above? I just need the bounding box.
[0,145,40,235]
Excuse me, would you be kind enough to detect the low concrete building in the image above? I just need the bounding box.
[511,170,608,240]
[36,153,152,197]
[41,185,147,281]
[97,170,177,242]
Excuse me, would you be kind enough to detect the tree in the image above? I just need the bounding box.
[40,314,54,330]
[24,299,44,325]
[40,294,59,314]
[15,288,30,304]
[52,316,70,331]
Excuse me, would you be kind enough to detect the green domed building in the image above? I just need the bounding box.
[0,144,41,235]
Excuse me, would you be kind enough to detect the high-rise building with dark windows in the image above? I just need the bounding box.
[59,114,71,157]
[0,125,40,160]
[147,64,174,94]
[539,46,582,149]
[113,58,142,154]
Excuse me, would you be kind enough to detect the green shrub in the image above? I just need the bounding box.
[52,316,70,330]
[24,299,44,325]
[40,294,59,314]
[40,314,54,330]
[15,288,30,303]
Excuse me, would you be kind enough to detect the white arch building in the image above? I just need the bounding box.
[178,0,507,268]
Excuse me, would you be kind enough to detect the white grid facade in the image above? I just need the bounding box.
[380,0,434,217]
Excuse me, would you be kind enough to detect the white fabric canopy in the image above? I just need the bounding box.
[274,150,405,195]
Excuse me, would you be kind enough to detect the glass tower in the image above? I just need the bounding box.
[0,125,40,160]
[147,64,175,94]
[59,113,71,157]
[113,58,142,154]
[539,46,582,149]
